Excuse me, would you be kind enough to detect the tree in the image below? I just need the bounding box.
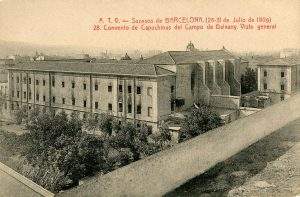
[180,105,222,142]
[241,67,257,94]
[22,110,110,191]
[14,105,28,124]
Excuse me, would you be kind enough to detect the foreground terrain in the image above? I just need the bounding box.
[166,118,300,197]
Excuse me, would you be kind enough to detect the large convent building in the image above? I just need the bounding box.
[1,43,248,132]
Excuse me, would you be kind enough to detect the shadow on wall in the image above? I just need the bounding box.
[165,118,300,196]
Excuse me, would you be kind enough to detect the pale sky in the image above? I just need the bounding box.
[0,0,299,52]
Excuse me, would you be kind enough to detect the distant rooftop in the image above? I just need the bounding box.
[6,61,175,77]
[141,49,237,65]
[258,58,300,67]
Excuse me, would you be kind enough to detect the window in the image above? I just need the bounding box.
[119,85,123,92]
[23,77,26,83]
[16,77,19,83]
[128,104,132,113]
[62,98,65,104]
[281,95,284,101]
[83,100,87,107]
[281,72,285,78]
[108,85,112,92]
[95,83,98,91]
[11,74,14,80]
[119,103,123,112]
[147,87,153,96]
[264,83,267,90]
[43,95,46,102]
[95,102,99,109]
[264,70,267,77]
[28,106,31,110]
[17,91,20,98]
[29,92,31,100]
[137,105,141,114]
[36,93,39,101]
[148,107,153,117]
[72,82,75,88]
[52,96,56,103]
[83,83,87,90]
[171,85,175,93]
[137,86,141,94]
[36,79,39,85]
[108,103,112,111]
[11,90,14,97]
[128,85,132,93]
[43,79,46,86]
[23,91,26,99]
[72,98,76,105]
[52,76,55,87]
[28,78,31,84]
[281,84,285,90]
[62,81,65,87]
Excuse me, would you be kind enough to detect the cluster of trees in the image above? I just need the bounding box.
[11,103,222,192]
[12,106,172,192]
[180,104,222,142]
[241,67,257,94]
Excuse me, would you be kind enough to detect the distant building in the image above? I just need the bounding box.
[280,48,300,58]
[2,43,247,132]
[257,58,300,101]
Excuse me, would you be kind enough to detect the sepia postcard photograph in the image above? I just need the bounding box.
[0,0,299,196]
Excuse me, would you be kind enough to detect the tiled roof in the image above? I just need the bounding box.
[142,49,236,64]
[259,58,300,66]
[6,61,175,77]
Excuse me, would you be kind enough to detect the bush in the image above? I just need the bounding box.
[180,105,222,142]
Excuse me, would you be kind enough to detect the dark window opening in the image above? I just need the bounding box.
[95,102,99,109]
[83,100,87,107]
[52,96,55,103]
[128,104,132,113]
[36,93,39,101]
[137,105,141,114]
[72,98,76,106]
[95,83,98,91]
[281,84,285,90]
[28,78,31,84]
[72,82,75,88]
[264,70,267,77]
[264,83,267,90]
[83,83,87,90]
[62,98,65,104]
[281,72,285,78]
[108,103,112,110]
[128,85,132,93]
[119,85,123,92]
[43,79,46,86]
[119,103,123,112]
[23,92,26,99]
[17,91,20,98]
[43,95,46,102]
[137,86,141,94]
[62,81,65,87]
[171,85,175,93]
[36,79,39,85]
[108,85,112,92]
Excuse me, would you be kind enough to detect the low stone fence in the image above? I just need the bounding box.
[58,94,300,197]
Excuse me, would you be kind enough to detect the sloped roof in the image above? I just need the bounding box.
[142,49,236,65]
[6,61,175,77]
[259,58,300,66]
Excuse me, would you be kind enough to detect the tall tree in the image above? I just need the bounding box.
[241,67,257,94]
[180,105,222,142]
